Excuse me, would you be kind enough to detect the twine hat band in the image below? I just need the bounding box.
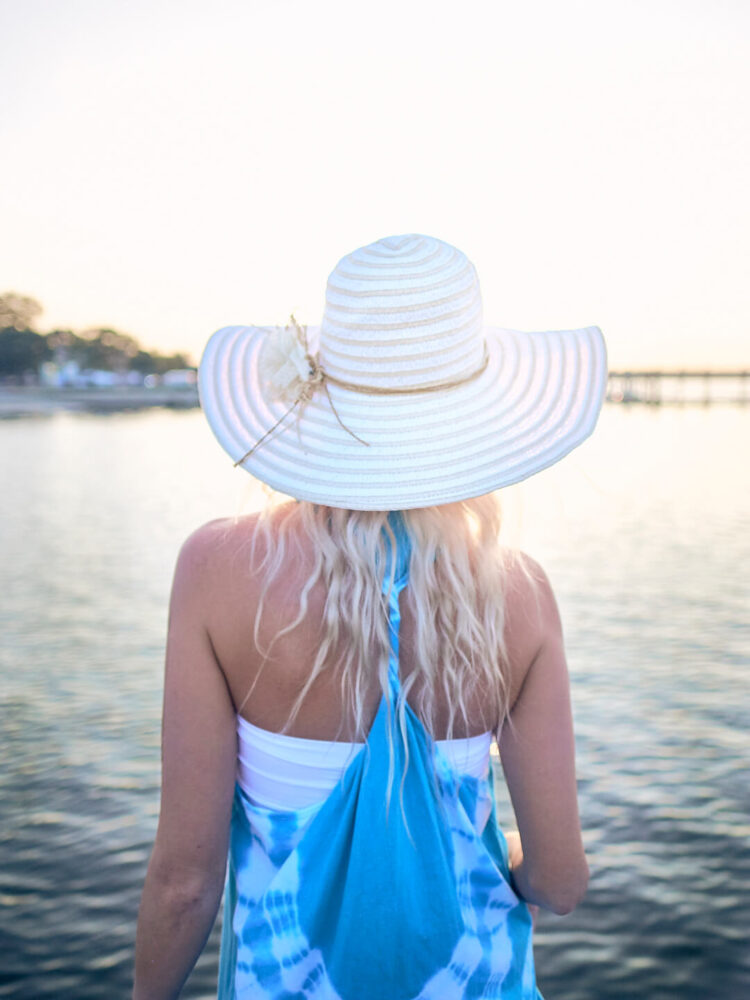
[199,234,607,511]
[232,316,491,467]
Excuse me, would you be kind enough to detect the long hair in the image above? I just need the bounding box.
[245,494,515,747]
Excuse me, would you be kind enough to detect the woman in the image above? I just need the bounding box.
[133,234,607,999]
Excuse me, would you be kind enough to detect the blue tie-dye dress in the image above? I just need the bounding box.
[217,518,542,999]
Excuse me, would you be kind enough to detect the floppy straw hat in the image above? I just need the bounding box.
[198,234,607,510]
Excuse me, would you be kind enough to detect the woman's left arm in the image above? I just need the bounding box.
[133,525,238,1000]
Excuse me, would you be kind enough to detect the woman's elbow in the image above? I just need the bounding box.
[144,853,226,916]
[533,858,590,916]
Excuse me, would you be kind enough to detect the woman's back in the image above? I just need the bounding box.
[198,507,538,743]
[209,506,546,999]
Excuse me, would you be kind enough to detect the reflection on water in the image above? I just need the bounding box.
[1,406,749,998]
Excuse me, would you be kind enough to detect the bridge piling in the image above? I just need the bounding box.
[607,370,749,405]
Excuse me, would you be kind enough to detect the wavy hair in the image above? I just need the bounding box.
[245,495,515,753]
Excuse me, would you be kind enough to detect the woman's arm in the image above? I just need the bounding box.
[133,525,238,999]
[498,561,589,916]
[504,831,539,926]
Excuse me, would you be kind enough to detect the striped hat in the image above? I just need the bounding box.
[198,234,607,510]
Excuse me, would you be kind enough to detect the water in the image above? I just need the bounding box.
[1,405,748,999]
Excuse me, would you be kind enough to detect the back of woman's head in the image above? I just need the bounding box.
[250,494,516,742]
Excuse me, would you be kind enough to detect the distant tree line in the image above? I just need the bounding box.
[0,292,192,380]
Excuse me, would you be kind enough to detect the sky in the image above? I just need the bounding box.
[1,0,748,369]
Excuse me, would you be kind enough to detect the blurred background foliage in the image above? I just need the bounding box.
[0,292,191,379]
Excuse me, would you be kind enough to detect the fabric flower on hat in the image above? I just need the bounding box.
[258,322,312,404]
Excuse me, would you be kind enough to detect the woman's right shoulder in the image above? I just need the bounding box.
[504,552,561,619]
[502,551,564,705]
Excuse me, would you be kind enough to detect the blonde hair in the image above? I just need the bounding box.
[247,494,515,748]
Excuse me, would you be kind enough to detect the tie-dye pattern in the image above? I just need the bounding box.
[218,518,542,999]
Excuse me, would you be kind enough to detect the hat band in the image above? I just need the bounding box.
[322,350,489,396]
[233,321,490,468]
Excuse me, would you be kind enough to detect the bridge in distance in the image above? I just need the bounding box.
[606,370,749,404]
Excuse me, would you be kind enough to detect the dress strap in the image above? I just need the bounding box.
[380,512,411,696]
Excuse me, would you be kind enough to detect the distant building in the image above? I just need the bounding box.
[39,362,62,387]
[38,360,145,388]
[161,369,198,388]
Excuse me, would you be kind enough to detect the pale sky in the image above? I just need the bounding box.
[1,0,748,369]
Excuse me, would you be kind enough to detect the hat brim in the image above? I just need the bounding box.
[198,324,607,510]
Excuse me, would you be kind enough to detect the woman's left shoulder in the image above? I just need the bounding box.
[174,515,261,586]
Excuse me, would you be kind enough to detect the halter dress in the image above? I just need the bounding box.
[217,518,542,999]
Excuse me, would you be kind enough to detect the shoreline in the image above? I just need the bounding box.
[0,385,200,417]
[3,385,747,419]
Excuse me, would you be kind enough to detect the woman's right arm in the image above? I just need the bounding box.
[497,562,589,915]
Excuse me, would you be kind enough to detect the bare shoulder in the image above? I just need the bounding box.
[173,515,264,596]
[501,551,564,706]
[503,552,562,627]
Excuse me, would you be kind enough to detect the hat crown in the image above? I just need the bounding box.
[319,234,485,390]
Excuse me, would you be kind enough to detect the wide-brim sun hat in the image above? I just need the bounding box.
[199,234,607,510]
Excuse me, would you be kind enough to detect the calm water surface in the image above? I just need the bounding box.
[1,405,748,999]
